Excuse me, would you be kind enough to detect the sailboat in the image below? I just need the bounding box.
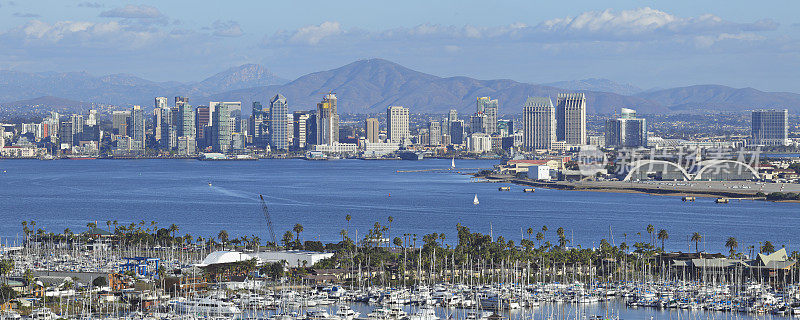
[451,157,456,169]
[473,194,479,205]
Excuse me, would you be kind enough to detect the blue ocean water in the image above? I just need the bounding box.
[0,158,798,254]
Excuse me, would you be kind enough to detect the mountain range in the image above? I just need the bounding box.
[1,58,799,115]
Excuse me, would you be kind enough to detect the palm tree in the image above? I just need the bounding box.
[526,227,533,241]
[339,229,348,243]
[646,224,654,245]
[725,237,738,257]
[541,225,548,241]
[387,216,394,247]
[761,241,775,254]
[293,224,304,246]
[218,230,229,250]
[691,232,702,253]
[657,229,669,251]
[535,232,544,247]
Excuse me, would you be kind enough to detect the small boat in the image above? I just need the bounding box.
[715,198,729,203]
[682,196,695,202]
[523,188,535,193]
[208,182,212,186]
[498,186,511,191]
[473,194,479,205]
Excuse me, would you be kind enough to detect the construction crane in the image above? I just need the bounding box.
[259,195,277,247]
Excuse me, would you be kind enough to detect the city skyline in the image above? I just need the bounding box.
[0,1,798,92]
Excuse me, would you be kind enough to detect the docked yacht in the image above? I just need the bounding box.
[305,308,342,320]
[170,297,242,315]
[28,308,57,320]
[335,306,360,320]
[407,307,439,320]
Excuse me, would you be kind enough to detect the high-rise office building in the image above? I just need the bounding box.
[249,101,268,147]
[177,104,195,139]
[175,96,188,108]
[522,97,555,151]
[269,94,289,150]
[129,105,146,150]
[212,103,232,153]
[555,93,586,145]
[292,111,316,149]
[195,106,210,145]
[365,118,380,143]
[477,97,499,134]
[605,108,647,148]
[155,97,168,109]
[158,107,176,150]
[450,120,465,145]
[386,106,409,145]
[428,121,441,146]
[112,110,131,136]
[751,109,789,146]
[316,93,339,145]
[86,109,97,127]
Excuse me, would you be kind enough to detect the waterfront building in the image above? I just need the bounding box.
[177,136,196,156]
[450,120,465,145]
[312,142,357,153]
[269,94,289,150]
[605,108,647,148]
[129,105,146,151]
[316,93,339,146]
[751,109,789,146]
[387,106,409,145]
[477,97,499,135]
[364,141,400,157]
[293,111,311,149]
[555,93,587,145]
[523,97,556,151]
[249,102,268,147]
[195,106,211,147]
[212,103,232,153]
[177,103,196,140]
[428,121,441,145]
[365,118,380,143]
[158,107,176,150]
[467,132,492,153]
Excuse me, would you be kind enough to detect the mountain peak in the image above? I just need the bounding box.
[197,64,288,93]
[543,78,643,96]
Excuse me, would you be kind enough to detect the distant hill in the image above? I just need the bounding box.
[634,85,800,112]
[543,78,643,96]
[203,59,654,115]
[0,64,288,107]
[0,96,88,114]
[1,59,800,115]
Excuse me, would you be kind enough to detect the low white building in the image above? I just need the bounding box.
[467,133,491,153]
[527,165,552,180]
[363,142,400,156]
[313,143,358,154]
[199,250,334,268]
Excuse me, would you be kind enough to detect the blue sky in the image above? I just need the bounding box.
[1,0,798,92]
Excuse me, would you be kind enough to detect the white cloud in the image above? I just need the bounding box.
[212,20,243,37]
[100,5,163,19]
[288,21,343,45]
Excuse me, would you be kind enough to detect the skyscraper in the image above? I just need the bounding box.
[249,101,268,147]
[212,103,232,153]
[129,105,146,151]
[428,121,441,145]
[751,109,789,146]
[522,97,555,151]
[159,107,176,150]
[269,94,289,150]
[293,111,311,149]
[365,118,379,143]
[450,120,465,145]
[177,104,196,140]
[316,93,339,146]
[386,106,409,145]
[555,93,586,145]
[477,97,499,134]
[175,96,188,108]
[155,97,168,109]
[605,108,647,148]
[112,110,131,136]
[195,106,210,146]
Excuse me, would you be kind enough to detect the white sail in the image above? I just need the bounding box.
[451,157,455,168]
[473,194,479,205]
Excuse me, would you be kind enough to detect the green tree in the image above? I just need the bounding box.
[761,241,775,254]
[281,231,294,247]
[217,230,229,249]
[691,232,703,253]
[725,237,739,257]
[293,224,304,247]
[646,224,654,245]
[657,229,669,251]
